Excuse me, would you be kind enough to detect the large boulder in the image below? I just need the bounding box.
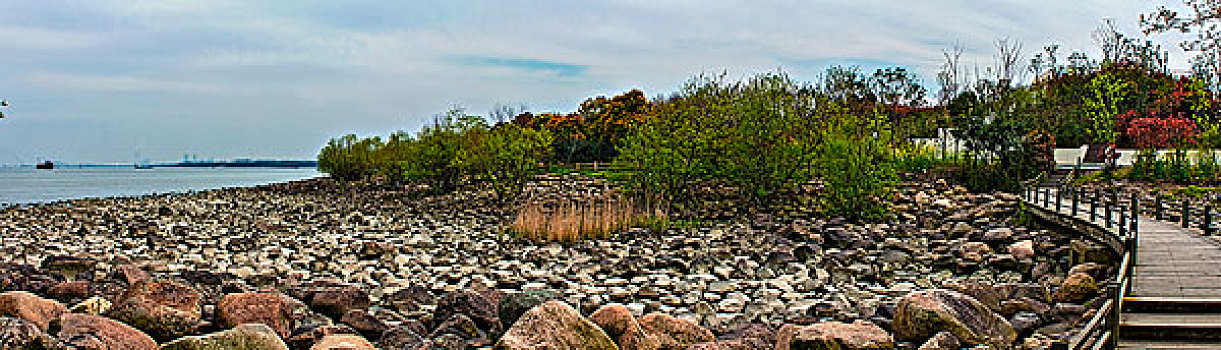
[161,323,289,350]
[0,291,67,331]
[309,287,370,320]
[310,334,376,350]
[435,291,501,336]
[639,312,715,349]
[494,301,617,350]
[1054,273,1098,303]
[893,290,1016,348]
[52,313,158,350]
[216,292,298,339]
[0,316,61,349]
[916,331,960,350]
[498,291,556,329]
[106,280,202,340]
[589,304,660,350]
[776,321,893,350]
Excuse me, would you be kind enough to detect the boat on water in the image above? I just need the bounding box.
[35,161,54,170]
[134,163,153,170]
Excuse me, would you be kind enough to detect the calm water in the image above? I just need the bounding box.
[0,167,321,205]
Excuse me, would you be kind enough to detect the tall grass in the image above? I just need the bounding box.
[508,197,669,243]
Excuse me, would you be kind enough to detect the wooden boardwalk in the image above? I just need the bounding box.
[1028,188,1221,348]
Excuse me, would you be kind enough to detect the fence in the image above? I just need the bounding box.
[1024,183,1137,349]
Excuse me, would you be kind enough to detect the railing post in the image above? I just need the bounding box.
[1206,204,1213,235]
[1130,193,1139,236]
[1072,188,1079,216]
[1043,187,1050,207]
[1155,194,1163,220]
[1119,210,1128,236]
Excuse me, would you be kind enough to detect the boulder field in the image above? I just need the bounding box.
[0,177,1117,348]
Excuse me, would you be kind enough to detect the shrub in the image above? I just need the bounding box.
[1127,117,1199,149]
[816,115,897,221]
[458,124,554,202]
[318,134,382,182]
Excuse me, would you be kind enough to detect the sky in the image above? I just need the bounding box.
[0,0,1197,164]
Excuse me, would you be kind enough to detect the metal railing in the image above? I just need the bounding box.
[1023,182,1138,349]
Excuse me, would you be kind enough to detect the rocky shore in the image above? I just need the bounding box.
[0,176,1117,349]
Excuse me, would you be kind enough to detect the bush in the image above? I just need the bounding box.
[318,134,382,182]
[816,118,896,221]
[458,124,554,202]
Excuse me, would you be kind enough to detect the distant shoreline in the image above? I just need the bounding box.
[0,167,323,207]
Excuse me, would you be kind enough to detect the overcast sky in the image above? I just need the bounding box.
[0,0,1194,164]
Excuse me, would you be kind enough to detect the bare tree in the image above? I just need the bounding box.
[1093,18,1126,63]
[936,43,964,105]
[489,103,528,124]
[994,38,1026,86]
[1143,0,1221,90]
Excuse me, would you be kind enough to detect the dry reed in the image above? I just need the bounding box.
[508,196,668,243]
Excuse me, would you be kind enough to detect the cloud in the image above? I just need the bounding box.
[455,56,589,77]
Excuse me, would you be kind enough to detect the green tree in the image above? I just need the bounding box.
[1083,70,1132,144]
[458,124,554,202]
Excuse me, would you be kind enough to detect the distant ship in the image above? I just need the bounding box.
[134,163,153,170]
[35,161,54,170]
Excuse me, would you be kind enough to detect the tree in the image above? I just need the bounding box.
[1083,69,1132,144]
[458,124,553,202]
[1143,0,1221,91]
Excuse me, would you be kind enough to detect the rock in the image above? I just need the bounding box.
[41,256,94,280]
[435,291,500,336]
[589,304,659,349]
[216,292,297,339]
[776,320,893,350]
[498,291,555,330]
[53,313,158,350]
[161,323,289,350]
[1066,263,1108,281]
[494,301,616,350]
[378,323,429,350]
[1008,241,1035,259]
[1009,312,1041,335]
[46,281,91,303]
[384,286,435,314]
[0,316,61,349]
[1069,240,1111,265]
[432,313,488,345]
[892,289,1016,348]
[958,242,993,262]
[916,331,960,350]
[68,296,112,315]
[0,291,67,331]
[106,280,202,340]
[981,228,1013,243]
[639,312,715,348]
[287,325,357,350]
[113,264,151,285]
[339,309,386,341]
[310,334,376,350]
[310,287,371,320]
[1055,273,1098,303]
[719,323,776,350]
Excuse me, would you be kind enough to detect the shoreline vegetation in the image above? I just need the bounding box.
[1,3,1220,349]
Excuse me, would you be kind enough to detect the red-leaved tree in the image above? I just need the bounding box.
[1127,117,1200,148]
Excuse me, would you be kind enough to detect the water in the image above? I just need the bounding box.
[0,167,321,206]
